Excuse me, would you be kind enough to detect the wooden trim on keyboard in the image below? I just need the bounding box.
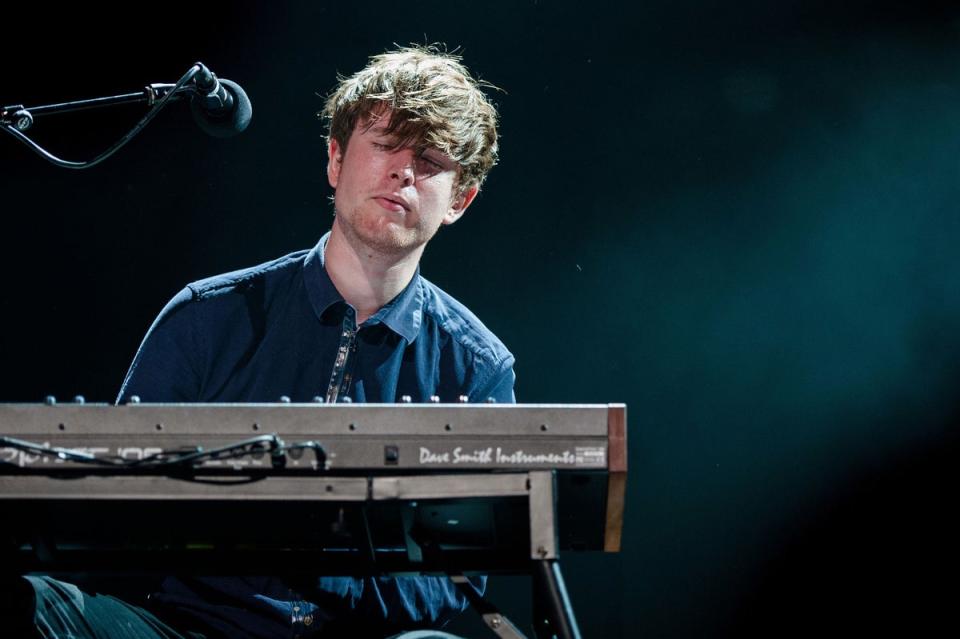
[604,403,627,552]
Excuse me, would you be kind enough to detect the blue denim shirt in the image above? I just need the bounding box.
[117,232,516,638]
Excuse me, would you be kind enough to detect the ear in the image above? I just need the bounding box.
[327,138,343,188]
[442,185,479,226]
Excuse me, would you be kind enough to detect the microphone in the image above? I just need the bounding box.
[189,63,252,138]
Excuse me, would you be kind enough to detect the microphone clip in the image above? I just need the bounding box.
[188,62,252,138]
[192,62,235,115]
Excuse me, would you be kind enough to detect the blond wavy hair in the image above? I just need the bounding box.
[321,45,500,191]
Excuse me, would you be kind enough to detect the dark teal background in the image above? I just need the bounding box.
[2,1,958,636]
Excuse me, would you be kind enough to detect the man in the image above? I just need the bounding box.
[14,46,515,638]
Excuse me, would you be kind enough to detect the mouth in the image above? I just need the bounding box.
[373,194,410,212]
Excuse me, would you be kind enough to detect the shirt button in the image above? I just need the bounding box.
[303,614,314,626]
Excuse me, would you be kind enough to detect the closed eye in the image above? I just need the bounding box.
[419,155,443,170]
[415,155,447,177]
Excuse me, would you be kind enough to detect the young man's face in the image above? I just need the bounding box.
[327,111,477,257]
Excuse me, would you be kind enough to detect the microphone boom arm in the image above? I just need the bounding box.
[0,83,188,131]
[0,62,247,170]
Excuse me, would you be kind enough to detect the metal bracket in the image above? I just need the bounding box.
[528,471,558,560]
[451,574,528,639]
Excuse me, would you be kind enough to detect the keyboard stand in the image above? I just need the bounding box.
[3,470,586,638]
[392,471,582,639]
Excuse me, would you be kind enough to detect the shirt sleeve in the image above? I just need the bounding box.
[116,287,204,403]
[313,575,479,633]
[473,356,517,404]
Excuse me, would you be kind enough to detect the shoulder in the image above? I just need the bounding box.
[184,250,311,301]
[150,249,312,335]
[418,276,514,369]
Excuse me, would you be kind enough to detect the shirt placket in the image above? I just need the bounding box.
[324,306,357,403]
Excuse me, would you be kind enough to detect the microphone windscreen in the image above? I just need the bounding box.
[190,79,252,138]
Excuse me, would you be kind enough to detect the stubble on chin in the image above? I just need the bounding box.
[334,204,422,256]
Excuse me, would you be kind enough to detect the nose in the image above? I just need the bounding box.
[389,151,416,186]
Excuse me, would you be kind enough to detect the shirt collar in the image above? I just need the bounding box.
[303,231,423,344]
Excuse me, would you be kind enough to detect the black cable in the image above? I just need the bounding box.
[0,435,100,463]
[0,433,327,471]
[0,63,202,169]
[132,434,283,469]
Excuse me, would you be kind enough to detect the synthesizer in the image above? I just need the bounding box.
[0,402,625,474]
[0,403,626,574]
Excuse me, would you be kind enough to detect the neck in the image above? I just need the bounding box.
[324,219,423,324]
